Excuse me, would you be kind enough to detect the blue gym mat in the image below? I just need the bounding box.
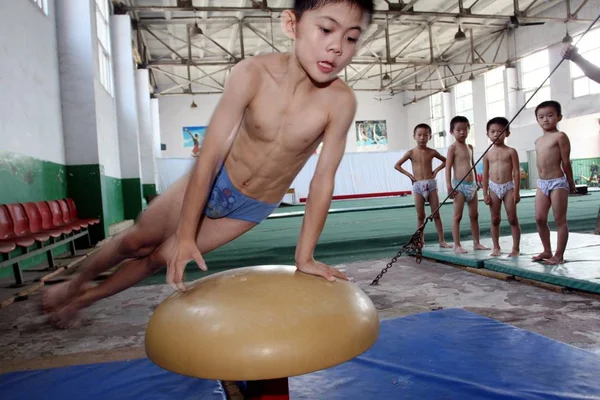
[2,309,600,400]
[0,358,226,400]
[289,308,600,399]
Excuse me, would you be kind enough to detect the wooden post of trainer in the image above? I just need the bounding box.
[145,265,380,399]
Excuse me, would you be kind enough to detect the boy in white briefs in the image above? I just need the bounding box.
[394,123,451,248]
[446,116,490,254]
[532,101,577,265]
[482,117,521,257]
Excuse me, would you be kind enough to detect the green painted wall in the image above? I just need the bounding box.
[143,183,157,200]
[122,178,143,219]
[102,174,125,227]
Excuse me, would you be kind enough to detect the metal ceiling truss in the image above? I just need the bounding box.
[124,0,593,95]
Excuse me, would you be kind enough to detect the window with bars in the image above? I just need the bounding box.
[429,93,445,149]
[521,49,551,109]
[95,0,114,96]
[570,28,600,98]
[30,0,48,15]
[453,80,476,147]
[485,67,506,118]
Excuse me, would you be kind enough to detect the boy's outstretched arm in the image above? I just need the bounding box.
[558,132,577,193]
[394,151,416,182]
[165,60,260,285]
[482,155,490,205]
[445,146,455,198]
[432,150,447,177]
[295,91,356,282]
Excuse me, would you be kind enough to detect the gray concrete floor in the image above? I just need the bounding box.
[1,256,599,375]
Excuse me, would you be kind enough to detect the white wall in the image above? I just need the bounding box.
[0,0,65,164]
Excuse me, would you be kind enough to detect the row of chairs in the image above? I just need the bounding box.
[0,198,100,286]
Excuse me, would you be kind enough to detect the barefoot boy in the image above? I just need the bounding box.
[394,123,451,248]
[42,0,374,328]
[532,101,577,265]
[482,117,521,257]
[445,116,489,254]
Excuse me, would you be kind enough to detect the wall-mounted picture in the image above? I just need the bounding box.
[183,126,207,157]
[356,120,388,152]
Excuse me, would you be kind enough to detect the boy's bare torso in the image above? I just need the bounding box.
[535,131,566,180]
[450,143,475,182]
[225,55,351,203]
[409,147,438,181]
[486,146,515,184]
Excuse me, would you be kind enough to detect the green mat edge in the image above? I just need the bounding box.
[422,248,486,269]
[484,259,600,294]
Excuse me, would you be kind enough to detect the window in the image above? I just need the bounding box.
[521,49,550,108]
[95,0,114,96]
[30,0,48,15]
[430,93,445,148]
[454,80,475,147]
[571,28,600,98]
[485,67,506,118]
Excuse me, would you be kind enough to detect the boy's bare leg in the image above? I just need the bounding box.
[428,191,451,248]
[503,189,521,257]
[469,193,489,251]
[489,192,502,256]
[544,189,569,265]
[414,194,426,247]
[42,174,192,314]
[48,215,256,328]
[452,194,467,254]
[533,188,553,261]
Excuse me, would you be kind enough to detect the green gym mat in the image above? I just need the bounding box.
[422,232,600,269]
[483,234,600,293]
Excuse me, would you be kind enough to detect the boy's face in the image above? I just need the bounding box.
[487,123,508,144]
[451,122,470,143]
[536,106,561,131]
[414,128,431,146]
[283,3,368,83]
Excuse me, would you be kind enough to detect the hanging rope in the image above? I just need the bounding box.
[371,13,600,286]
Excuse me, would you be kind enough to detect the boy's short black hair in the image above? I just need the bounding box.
[294,0,375,23]
[450,116,470,132]
[486,117,510,132]
[413,123,432,135]
[535,100,562,117]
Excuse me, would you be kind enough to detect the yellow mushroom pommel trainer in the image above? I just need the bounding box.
[145,265,380,398]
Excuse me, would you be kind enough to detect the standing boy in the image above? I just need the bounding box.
[41,0,375,328]
[445,116,490,254]
[532,101,577,264]
[394,123,451,248]
[482,117,521,257]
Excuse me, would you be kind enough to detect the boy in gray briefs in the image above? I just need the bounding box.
[532,101,577,265]
[445,116,490,254]
[394,123,451,248]
[482,117,521,257]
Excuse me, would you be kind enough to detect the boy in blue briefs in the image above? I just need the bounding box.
[42,0,374,328]
[445,116,490,254]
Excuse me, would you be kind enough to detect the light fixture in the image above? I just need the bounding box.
[454,26,467,42]
[562,32,573,44]
[382,73,391,86]
[190,97,197,108]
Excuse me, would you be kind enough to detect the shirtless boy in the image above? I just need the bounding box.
[532,101,577,265]
[482,117,521,257]
[41,0,374,328]
[445,116,489,254]
[394,123,451,248]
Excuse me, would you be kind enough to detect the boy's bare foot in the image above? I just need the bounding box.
[532,252,552,262]
[49,301,83,329]
[509,250,520,257]
[490,248,501,257]
[439,241,453,249]
[454,246,468,254]
[473,243,490,251]
[542,256,564,265]
[41,281,76,314]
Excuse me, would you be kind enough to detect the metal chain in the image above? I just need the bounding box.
[370,226,424,285]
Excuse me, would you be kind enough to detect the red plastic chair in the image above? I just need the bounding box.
[66,198,100,226]
[4,204,37,247]
[35,201,72,235]
[22,202,63,239]
[0,205,17,254]
[58,199,87,228]
[47,200,81,232]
